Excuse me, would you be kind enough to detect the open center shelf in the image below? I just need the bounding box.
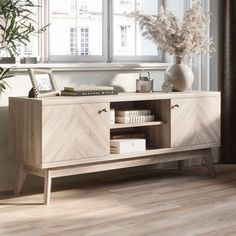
[110,121,163,129]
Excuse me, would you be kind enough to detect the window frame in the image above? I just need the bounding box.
[47,0,107,63]
[111,0,163,62]
[41,0,163,63]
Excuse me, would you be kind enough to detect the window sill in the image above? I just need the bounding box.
[0,62,170,72]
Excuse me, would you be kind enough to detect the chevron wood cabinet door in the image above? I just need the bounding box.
[171,97,220,147]
[198,96,220,144]
[171,98,199,147]
[42,103,110,164]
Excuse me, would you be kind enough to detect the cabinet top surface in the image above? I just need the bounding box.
[10,91,220,105]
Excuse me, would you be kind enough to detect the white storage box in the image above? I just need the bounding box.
[110,139,146,154]
[110,109,115,124]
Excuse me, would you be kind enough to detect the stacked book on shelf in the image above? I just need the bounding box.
[111,132,146,140]
[61,86,118,96]
[115,109,155,124]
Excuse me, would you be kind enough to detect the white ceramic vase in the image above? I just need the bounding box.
[164,56,194,92]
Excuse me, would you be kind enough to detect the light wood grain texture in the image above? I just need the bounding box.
[40,143,219,168]
[203,149,216,177]
[44,170,52,205]
[9,98,42,167]
[178,160,183,170]
[24,165,45,177]
[149,99,171,149]
[42,103,110,163]
[171,98,199,147]
[14,164,27,195]
[11,91,220,105]
[171,97,220,147]
[198,96,221,144]
[49,149,210,178]
[0,164,235,236]
[110,121,163,129]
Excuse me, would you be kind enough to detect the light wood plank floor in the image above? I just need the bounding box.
[1,164,236,236]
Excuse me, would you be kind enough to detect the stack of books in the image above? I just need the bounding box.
[110,132,146,140]
[61,86,118,96]
[115,109,155,124]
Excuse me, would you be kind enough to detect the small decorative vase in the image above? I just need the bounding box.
[164,56,194,92]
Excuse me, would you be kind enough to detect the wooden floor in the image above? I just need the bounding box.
[1,164,236,236]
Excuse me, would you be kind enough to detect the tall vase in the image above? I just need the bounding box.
[164,56,194,92]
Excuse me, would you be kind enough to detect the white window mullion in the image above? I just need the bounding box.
[105,0,112,62]
[134,0,137,56]
[42,0,50,62]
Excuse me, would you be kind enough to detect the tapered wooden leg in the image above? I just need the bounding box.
[178,160,183,170]
[44,170,52,205]
[203,149,216,177]
[14,164,27,195]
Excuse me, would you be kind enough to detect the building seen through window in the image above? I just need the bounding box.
[113,0,159,57]
[69,28,78,55]
[11,0,161,62]
[50,0,102,57]
[80,28,89,55]
[120,26,128,48]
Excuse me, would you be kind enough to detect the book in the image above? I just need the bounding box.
[61,90,118,96]
[115,109,152,116]
[110,132,146,140]
[64,86,114,92]
[115,114,155,124]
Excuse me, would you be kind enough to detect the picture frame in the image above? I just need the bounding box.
[28,69,59,98]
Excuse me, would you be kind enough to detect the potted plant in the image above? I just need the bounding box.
[0,67,13,92]
[0,0,48,92]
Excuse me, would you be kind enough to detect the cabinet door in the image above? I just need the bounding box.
[171,98,200,147]
[42,103,110,163]
[171,97,220,147]
[198,96,220,145]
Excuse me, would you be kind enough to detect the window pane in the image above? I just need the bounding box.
[113,0,158,56]
[16,0,39,58]
[49,0,103,56]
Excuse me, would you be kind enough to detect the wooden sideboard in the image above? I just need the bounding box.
[9,91,221,205]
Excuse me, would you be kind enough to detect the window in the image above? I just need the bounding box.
[38,0,162,62]
[16,0,40,58]
[17,44,33,57]
[79,1,88,13]
[79,28,89,55]
[120,0,130,4]
[120,26,128,48]
[69,28,78,55]
[113,0,160,60]
[49,0,103,61]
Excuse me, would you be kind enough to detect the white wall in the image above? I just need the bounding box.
[0,69,165,192]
